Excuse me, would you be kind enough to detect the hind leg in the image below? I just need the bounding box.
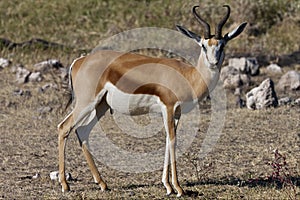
[57,112,74,192]
[76,99,110,191]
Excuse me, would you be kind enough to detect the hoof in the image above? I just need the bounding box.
[176,189,184,197]
[166,190,173,196]
[61,183,70,193]
[176,193,183,197]
[100,183,107,191]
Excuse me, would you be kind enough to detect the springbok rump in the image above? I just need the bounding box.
[57,5,247,197]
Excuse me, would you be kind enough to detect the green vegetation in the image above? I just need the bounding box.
[0,0,299,55]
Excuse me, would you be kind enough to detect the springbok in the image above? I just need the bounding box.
[57,5,247,197]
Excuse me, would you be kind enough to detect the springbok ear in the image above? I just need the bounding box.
[224,22,247,41]
[176,25,201,42]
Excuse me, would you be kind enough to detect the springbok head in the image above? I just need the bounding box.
[176,5,247,69]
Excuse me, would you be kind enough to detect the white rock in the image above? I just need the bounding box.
[34,59,63,72]
[220,66,250,89]
[32,173,40,179]
[266,63,282,74]
[28,72,43,82]
[50,171,72,181]
[50,171,59,181]
[16,67,31,84]
[278,97,292,106]
[228,57,259,76]
[0,58,11,68]
[66,172,72,181]
[39,83,58,92]
[246,78,278,110]
[277,70,300,91]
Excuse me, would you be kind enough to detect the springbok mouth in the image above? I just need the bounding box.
[208,62,221,70]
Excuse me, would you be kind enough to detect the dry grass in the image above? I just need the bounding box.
[0,48,299,199]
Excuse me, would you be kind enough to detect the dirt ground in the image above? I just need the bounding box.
[0,54,300,200]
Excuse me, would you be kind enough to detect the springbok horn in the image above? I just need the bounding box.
[215,5,231,39]
[192,6,211,39]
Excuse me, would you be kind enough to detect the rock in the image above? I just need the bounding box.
[34,59,63,72]
[20,173,40,180]
[228,57,259,76]
[50,171,73,181]
[277,70,300,91]
[14,64,44,83]
[49,171,59,181]
[66,173,73,181]
[38,106,52,114]
[13,89,31,97]
[246,78,278,110]
[11,64,24,73]
[59,67,68,80]
[32,173,40,179]
[240,74,250,86]
[234,87,242,96]
[295,98,300,105]
[0,58,11,69]
[28,72,43,82]
[266,63,282,74]
[39,83,58,93]
[234,88,245,108]
[220,66,250,89]
[278,97,292,106]
[15,66,31,84]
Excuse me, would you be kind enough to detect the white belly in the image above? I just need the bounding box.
[104,82,163,115]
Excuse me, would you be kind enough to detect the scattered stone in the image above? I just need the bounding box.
[234,87,242,96]
[220,66,250,89]
[28,72,43,82]
[39,83,58,93]
[246,78,278,110]
[228,57,259,76]
[34,59,63,72]
[5,100,16,108]
[0,58,11,69]
[295,98,300,105]
[266,63,282,74]
[277,70,300,91]
[49,171,59,181]
[234,88,245,108]
[15,66,31,84]
[13,64,46,83]
[38,106,52,114]
[66,173,73,181]
[11,64,24,73]
[50,171,73,181]
[32,173,40,179]
[13,89,31,97]
[59,67,68,80]
[278,97,292,106]
[20,173,40,180]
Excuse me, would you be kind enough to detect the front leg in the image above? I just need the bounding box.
[169,132,183,197]
[59,135,70,192]
[57,112,75,192]
[162,107,184,197]
[162,135,173,195]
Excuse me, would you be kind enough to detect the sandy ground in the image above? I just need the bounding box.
[0,62,299,199]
